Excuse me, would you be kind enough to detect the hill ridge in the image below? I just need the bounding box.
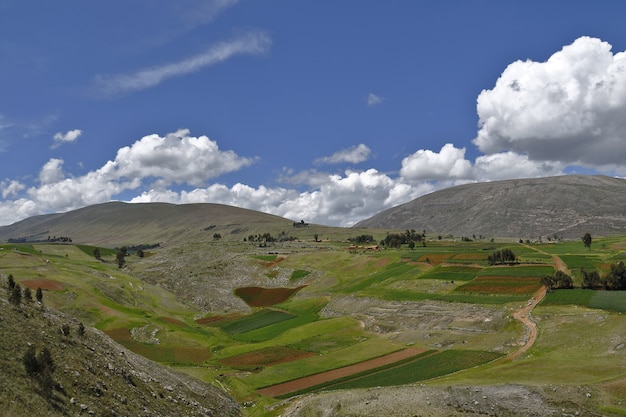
[355,175,626,239]
[0,201,295,246]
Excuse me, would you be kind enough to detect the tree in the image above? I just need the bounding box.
[9,283,22,306]
[23,345,40,376]
[581,267,602,289]
[582,233,592,249]
[93,248,101,260]
[136,249,145,258]
[7,274,15,289]
[23,286,32,302]
[605,261,626,290]
[36,287,43,303]
[487,249,517,265]
[116,251,126,269]
[78,322,85,336]
[541,270,573,290]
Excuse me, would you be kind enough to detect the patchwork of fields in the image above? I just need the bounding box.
[2,235,626,417]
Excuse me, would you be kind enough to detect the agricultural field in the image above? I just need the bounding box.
[2,235,626,416]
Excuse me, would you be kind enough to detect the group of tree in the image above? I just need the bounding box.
[380,230,426,249]
[6,274,43,307]
[245,231,298,244]
[487,248,517,265]
[580,262,626,290]
[47,235,72,243]
[348,234,375,244]
[541,270,574,290]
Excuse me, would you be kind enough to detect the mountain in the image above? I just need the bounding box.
[355,175,626,239]
[0,201,295,246]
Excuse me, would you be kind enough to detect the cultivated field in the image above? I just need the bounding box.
[2,233,626,416]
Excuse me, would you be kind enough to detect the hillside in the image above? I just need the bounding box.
[0,202,295,247]
[355,175,626,239]
[0,286,240,417]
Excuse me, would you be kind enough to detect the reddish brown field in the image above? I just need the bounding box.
[195,313,241,325]
[417,253,452,265]
[257,348,427,398]
[220,346,314,367]
[159,316,187,327]
[235,286,306,307]
[458,276,541,294]
[20,279,65,291]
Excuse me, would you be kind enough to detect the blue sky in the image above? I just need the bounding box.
[1,1,625,226]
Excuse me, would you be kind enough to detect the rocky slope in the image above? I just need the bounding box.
[0,279,241,417]
[355,175,626,239]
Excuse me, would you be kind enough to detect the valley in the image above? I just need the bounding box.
[2,229,626,416]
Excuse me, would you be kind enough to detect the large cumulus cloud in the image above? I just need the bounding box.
[473,36,626,168]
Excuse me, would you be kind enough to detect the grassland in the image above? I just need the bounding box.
[2,235,626,416]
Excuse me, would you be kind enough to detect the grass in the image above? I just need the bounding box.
[541,289,595,306]
[289,269,310,281]
[589,291,626,312]
[217,309,297,335]
[541,289,626,312]
[277,349,503,398]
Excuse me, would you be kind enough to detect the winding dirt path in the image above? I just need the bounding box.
[505,285,546,361]
[504,250,568,361]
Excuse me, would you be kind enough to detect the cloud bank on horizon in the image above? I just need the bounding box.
[1,33,625,227]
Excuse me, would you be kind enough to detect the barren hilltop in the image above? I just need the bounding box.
[356,175,626,239]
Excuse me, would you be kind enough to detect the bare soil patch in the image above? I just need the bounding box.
[20,278,65,291]
[258,348,426,397]
[235,286,306,307]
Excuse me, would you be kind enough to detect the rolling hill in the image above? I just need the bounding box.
[0,201,295,246]
[355,175,626,239]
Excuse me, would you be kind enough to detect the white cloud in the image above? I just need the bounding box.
[39,158,65,185]
[473,36,626,167]
[473,152,563,181]
[52,129,82,147]
[400,143,473,181]
[110,129,255,187]
[95,30,271,96]
[0,129,255,223]
[1,180,25,198]
[367,93,385,106]
[315,144,372,165]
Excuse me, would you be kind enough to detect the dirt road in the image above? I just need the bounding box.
[504,252,566,361]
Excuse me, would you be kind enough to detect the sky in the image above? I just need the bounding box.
[1,1,625,227]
